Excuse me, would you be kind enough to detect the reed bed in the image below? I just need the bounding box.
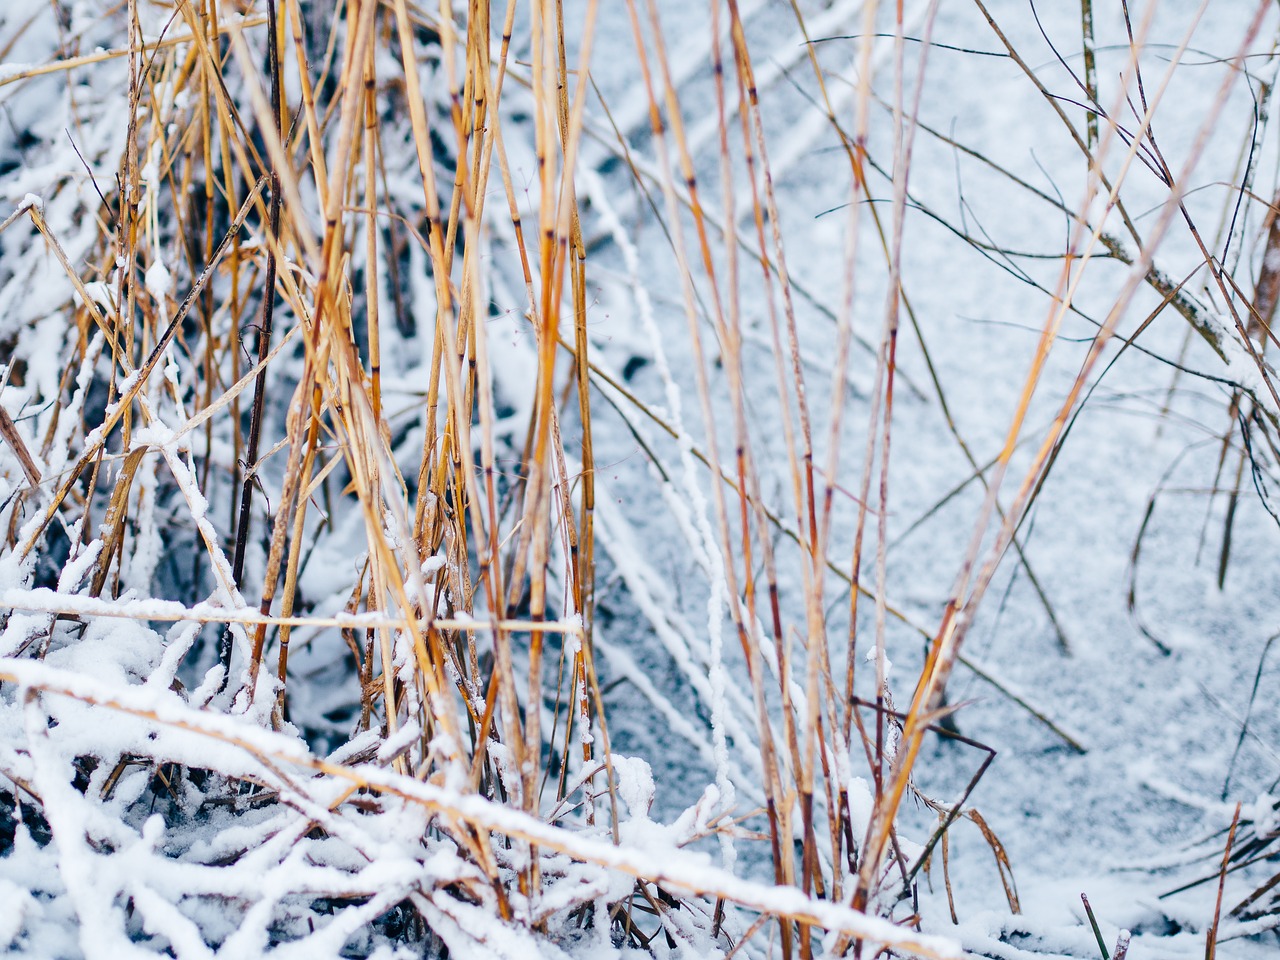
[1,1,1279,957]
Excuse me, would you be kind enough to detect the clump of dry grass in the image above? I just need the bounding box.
[2,0,944,954]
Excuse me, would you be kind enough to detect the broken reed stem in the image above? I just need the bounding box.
[1082,893,1110,960]
[1206,803,1243,960]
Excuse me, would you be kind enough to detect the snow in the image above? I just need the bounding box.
[144,259,173,303]
[864,644,892,679]
[610,755,656,821]
[2,587,286,626]
[0,63,37,84]
[76,280,116,313]
[5,644,958,950]
[3,0,1280,957]
[376,719,422,764]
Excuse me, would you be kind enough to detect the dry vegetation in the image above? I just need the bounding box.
[1,0,1280,957]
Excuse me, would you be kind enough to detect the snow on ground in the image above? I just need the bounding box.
[1,0,1279,957]
[577,0,1280,956]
